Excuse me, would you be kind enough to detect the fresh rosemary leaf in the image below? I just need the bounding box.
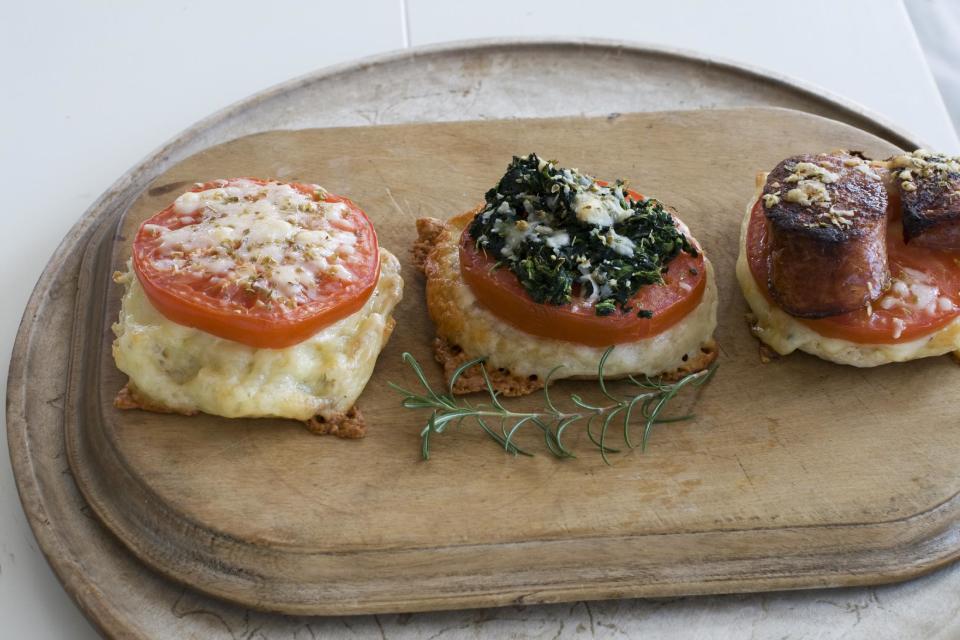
[390,347,717,463]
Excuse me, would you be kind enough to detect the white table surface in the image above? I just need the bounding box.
[2,1,958,638]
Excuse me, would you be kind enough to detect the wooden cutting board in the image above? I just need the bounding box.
[65,108,960,616]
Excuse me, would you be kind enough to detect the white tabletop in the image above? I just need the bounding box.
[2,1,957,638]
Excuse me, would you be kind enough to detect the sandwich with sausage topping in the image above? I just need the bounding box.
[414,154,718,396]
[738,150,960,366]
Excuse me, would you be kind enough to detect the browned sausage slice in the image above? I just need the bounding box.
[761,153,889,318]
[889,150,960,250]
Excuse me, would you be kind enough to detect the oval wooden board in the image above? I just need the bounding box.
[65,108,960,616]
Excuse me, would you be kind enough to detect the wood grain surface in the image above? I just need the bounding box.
[63,108,960,616]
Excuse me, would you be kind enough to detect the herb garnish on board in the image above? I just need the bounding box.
[391,348,717,463]
[468,154,696,316]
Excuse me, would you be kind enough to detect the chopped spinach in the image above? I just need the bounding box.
[467,154,695,315]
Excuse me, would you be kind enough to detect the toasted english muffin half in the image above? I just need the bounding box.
[112,178,403,437]
[413,210,718,396]
[113,250,402,437]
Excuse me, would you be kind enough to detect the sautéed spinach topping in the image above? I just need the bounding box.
[468,154,696,316]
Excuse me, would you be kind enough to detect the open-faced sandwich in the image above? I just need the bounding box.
[112,178,403,438]
[738,150,960,366]
[413,154,718,396]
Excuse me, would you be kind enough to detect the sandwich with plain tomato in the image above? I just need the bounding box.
[414,154,718,395]
[112,178,403,437]
[738,150,960,366]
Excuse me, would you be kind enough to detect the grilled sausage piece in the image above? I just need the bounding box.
[761,153,889,318]
[888,150,960,250]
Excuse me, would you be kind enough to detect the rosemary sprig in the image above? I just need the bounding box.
[388,347,716,464]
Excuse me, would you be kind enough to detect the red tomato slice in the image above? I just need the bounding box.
[746,198,960,343]
[132,178,380,349]
[459,189,707,347]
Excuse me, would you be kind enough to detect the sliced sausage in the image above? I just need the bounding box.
[761,152,889,318]
[889,150,960,250]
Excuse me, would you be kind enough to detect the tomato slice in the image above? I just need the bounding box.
[132,178,380,349]
[458,189,707,347]
[746,198,960,343]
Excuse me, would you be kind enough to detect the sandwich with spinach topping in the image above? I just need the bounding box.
[413,154,718,395]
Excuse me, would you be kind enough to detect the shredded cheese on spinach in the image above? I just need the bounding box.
[468,154,695,316]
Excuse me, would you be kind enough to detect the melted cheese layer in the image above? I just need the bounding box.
[149,179,365,309]
[736,192,960,366]
[112,250,403,420]
[427,217,718,378]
